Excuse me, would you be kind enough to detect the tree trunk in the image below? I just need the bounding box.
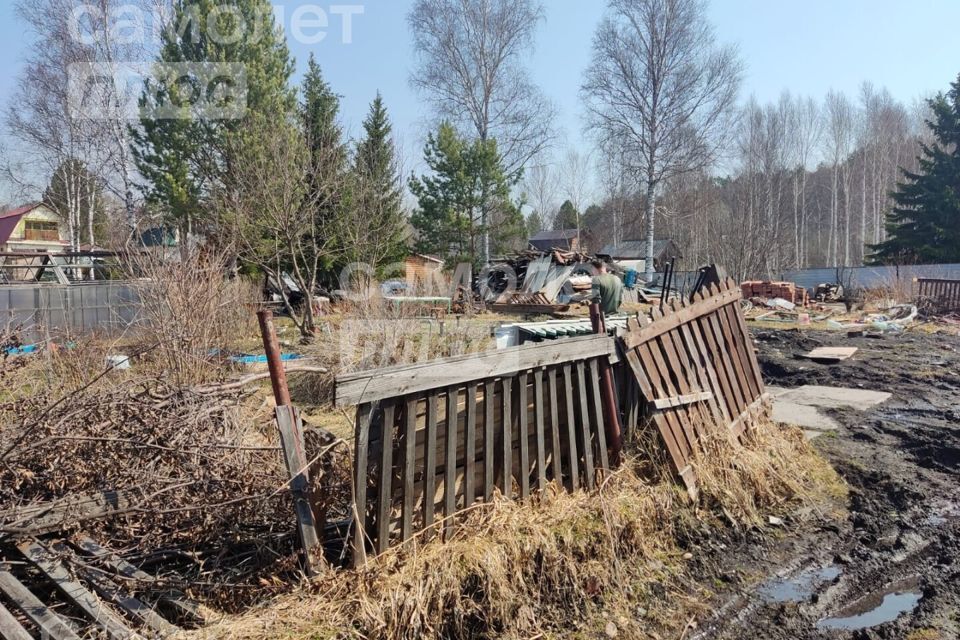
[644,180,656,281]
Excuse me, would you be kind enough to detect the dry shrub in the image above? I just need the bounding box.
[200,419,845,640]
[0,368,352,612]
[125,248,260,386]
[290,298,492,407]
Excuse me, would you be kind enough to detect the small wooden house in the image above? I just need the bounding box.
[405,253,444,289]
[599,239,683,272]
[528,229,584,252]
[0,203,68,253]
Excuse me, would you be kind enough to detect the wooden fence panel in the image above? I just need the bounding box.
[916,277,960,312]
[619,278,768,498]
[340,336,619,562]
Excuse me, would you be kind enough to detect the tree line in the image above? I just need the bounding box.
[3,0,959,324]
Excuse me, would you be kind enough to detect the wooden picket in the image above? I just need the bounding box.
[618,278,768,498]
[916,277,960,313]
[337,335,618,565]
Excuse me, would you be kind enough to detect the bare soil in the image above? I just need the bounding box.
[693,327,960,639]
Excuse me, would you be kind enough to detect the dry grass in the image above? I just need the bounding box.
[198,419,845,640]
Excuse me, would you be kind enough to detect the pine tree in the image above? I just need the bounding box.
[870,74,960,264]
[409,123,522,267]
[553,200,579,230]
[300,54,348,267]
[130,0,296,234]
[352,93,407,267]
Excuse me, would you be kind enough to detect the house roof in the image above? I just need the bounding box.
[415,253,444,264]
[530,229,579,242]
[600,239,681,260]
[0,203,45,245]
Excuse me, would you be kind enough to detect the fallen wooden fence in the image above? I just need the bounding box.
[336,334,618,564]
[618,279,767,498]
[916,277,960,312]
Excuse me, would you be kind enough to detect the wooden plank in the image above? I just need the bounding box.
[0,490,134,536]
[73,536,204,627]
[724,283,766,396]
[694,289,745,418]
[47,541,178,638]
[621,287,741,349]
[533,369,547,491]
[277,406,321,568]
[350,404,372,567]
[17,540,134,639]
[376,402,396,554]
[649,307,703,447]
[516,372,531,499]
[0,571,79,640]
[575,361,595,488]
[336,334,619,406]
[718,301,759,403]
[641,332,695,457]
[500,377,513,496]
[705,285,750,413]
[562,364,579,491]
[803,347,858,363]
[589,358,609,473]
[444,388,459,539]
[547,368,563,483]
[652,391,715,410]
[422,392,439,536]
[664,299,721,433]
[464,383,477,506]
[672,299,730,425]
[401,396,418,542]
[483,380,496,502]
[623,347,686,474]
[0,599,32,640]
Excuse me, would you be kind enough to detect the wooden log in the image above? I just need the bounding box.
[0,571,80,640]
[0,490,133,537]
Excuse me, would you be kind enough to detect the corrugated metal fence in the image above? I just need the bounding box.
[0,283,140,341]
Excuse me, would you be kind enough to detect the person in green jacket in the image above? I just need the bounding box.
[591,259,623,314]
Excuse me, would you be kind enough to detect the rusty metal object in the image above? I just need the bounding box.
[257,309,292,407]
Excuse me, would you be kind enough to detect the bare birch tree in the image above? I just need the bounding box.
[408,0,556,264]
[824,90,855,266]
[582,0,742,280]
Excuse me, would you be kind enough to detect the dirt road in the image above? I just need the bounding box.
[696,328,960,639]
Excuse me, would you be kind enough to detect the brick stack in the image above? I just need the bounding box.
[740,280,809,307]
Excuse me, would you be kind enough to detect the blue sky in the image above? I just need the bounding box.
[1,0,959,194]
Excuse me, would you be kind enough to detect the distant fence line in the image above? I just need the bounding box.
[0,283,140,342]
[655,264,960,296]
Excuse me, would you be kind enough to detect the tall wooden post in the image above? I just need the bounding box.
[589,303,623,465]
[257,310,321,574]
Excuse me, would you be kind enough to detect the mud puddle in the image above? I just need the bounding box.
[756,565,842,603]
[816,577,922,631]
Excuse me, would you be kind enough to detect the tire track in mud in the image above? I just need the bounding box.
[692,329,960,639]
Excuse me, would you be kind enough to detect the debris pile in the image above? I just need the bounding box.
[741,280,810,307]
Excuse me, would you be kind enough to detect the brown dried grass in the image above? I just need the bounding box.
[198,418,845,639]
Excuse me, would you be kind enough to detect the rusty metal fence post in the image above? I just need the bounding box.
[257,310,322,574]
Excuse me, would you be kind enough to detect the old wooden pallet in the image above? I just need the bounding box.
[0,537,191,639]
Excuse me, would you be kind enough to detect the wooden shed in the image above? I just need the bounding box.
[405,253,444,289]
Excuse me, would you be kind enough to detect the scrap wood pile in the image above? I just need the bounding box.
[741,280,810,307]
[0,368,352,612]
[486,249,595,313]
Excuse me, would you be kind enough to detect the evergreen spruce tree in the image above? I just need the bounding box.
[870,74,960,264]
[409,123,522,267]
[300,54,348,267]
[130,0,296,233]
[352,93,407,267]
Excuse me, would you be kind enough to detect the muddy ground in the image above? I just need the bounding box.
[689,327,960,640]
